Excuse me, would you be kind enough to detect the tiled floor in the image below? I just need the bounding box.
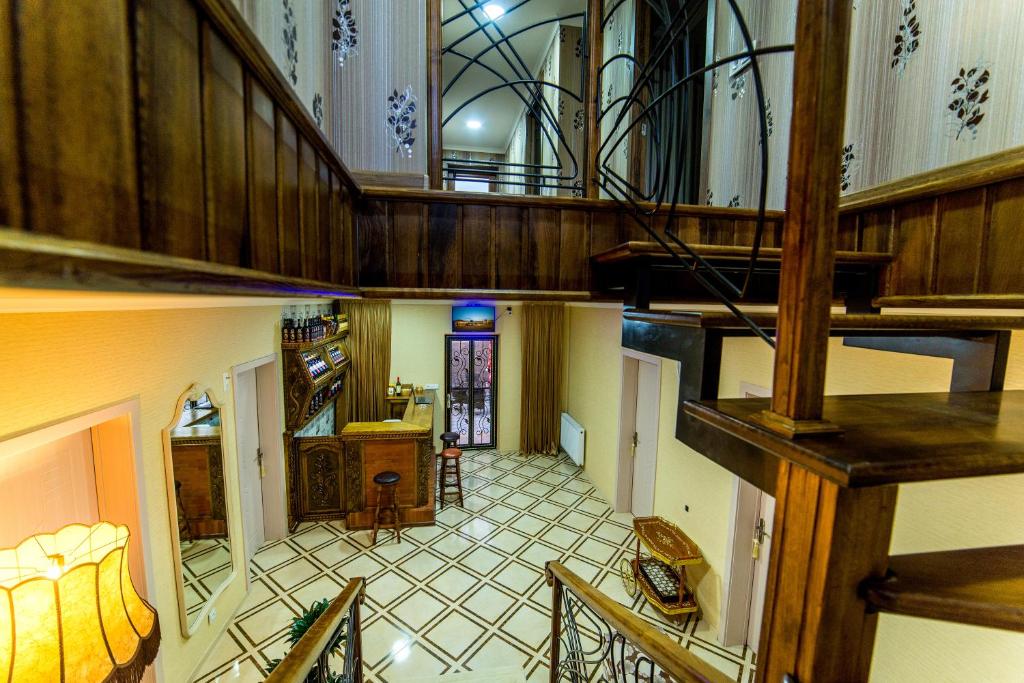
[181,538,232,624]
[193,450,755,682]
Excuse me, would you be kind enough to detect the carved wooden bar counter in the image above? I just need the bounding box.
[341,389,436,530]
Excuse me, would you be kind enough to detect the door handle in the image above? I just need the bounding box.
[630,431,638,457]
[257,448,265,478]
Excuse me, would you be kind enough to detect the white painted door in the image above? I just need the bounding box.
[235,368,265,564]
[630,359,660,517]
[746,492,775,651]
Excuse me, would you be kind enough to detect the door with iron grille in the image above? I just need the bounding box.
[444,335,497,449]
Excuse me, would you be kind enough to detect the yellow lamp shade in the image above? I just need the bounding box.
[0,522,160,683]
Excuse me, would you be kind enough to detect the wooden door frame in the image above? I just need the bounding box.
[444,334,499,449]
[231,353,287,586]
[615,348,662,513]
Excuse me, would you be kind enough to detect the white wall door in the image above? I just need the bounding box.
[630,359,660,517]
[235,367,265,564]
[746,492,776,651]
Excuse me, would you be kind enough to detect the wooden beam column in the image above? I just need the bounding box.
[427,0,443,190]
[756,0,853,437]
[583,0,603,198]
[757,464,897,682]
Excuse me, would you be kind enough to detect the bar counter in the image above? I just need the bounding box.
[340,389,436,530]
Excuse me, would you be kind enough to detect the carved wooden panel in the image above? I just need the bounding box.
[296,437,345,516]
[135,0,205,259]
[298,137,319,280]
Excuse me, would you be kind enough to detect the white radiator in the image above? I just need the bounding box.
[559,412,585,466]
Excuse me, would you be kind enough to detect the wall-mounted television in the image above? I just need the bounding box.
[452,305,495,332]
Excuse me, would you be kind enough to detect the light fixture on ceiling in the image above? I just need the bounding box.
[483,3,505,20]
[466,119,483,130]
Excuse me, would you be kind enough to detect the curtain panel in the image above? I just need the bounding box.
[520,303,566,454]
[341,300,392,422]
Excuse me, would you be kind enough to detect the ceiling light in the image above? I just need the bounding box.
[466,119,483,130]
[483,3,505,20]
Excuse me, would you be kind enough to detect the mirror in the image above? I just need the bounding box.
[441,0,588,196]
[162,385,234,635]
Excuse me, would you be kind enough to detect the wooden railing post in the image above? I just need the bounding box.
[547,566,562,683]
[584,0,603,198]
[427,0,443,190]
[754,0,853,438]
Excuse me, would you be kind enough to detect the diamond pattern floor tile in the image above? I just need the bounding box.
[191,450,751,682]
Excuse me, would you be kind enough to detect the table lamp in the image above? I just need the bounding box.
[0,522,160,682]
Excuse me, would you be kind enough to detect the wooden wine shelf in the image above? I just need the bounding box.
[280,323,349,351]
[282,327,351,432]
[863,545,1024,632]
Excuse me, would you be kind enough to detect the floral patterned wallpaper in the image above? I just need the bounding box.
[228,0,427,177]
[704,0,1024,208]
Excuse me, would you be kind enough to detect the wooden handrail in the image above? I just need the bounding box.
[544,561,731,683]
[264,577,365,683]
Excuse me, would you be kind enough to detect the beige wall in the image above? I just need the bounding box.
[0,305,284,682]
[564,304,1024,681]
[390,302,522,451]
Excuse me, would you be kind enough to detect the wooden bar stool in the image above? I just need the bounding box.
[371,471,401,544]
[439,447,464,508]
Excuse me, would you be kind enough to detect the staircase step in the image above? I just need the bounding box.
[593,241,891,265]
[863,545,1024,632]
[683,391,1024,487]
[624,309,1024,333]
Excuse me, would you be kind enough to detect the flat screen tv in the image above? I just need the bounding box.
[452,305,495,332]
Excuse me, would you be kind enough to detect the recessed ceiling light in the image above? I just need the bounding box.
[466,119,483,130]
[483,3,505,20]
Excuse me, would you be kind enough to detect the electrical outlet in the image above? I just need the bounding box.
[425,383,439,390]
[223,372,231,393]
[208,607,218,624]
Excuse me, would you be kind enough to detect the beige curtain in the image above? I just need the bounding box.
[341,300,391,422]
[520,303,566,454]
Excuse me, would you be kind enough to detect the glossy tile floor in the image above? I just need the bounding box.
[193,450,755,682]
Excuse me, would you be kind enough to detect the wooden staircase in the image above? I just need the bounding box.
[624,307,1024,678]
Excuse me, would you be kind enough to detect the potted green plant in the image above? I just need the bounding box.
[265,598,348,683]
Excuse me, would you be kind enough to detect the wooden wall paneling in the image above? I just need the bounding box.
[981,177,1024,293]
[341,183,356,285]
[703,217,736,245]
[460,205,495,289]
[525,208,560,290]
[732,220,757,247]
[0,0,21,229]
[495,206,525,289]
[329,172,345,283]
[857,208,893,253]
[590,209,623,255]
[886,199,937,296]
[298,137,319,280]
[316,157,332,282]
[558,210,590,291]
[668,215,702,244]
[16,0,139,246]
[389,202,428,288]
[134,0,205,259]
[836,213,859,251]
[201,22,249,267]
[246,77,279,272]
[427,203,460,289]
[933,188,986,294]
[276,111,302,277]
[357,199,389,286]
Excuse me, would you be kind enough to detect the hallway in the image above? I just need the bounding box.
[194,450,753,681]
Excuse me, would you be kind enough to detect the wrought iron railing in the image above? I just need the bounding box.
[596,0,794,345]
[265,578,365,683]
[441,0,589,194]
[546,561,730,683]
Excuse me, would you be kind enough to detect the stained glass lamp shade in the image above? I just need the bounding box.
[0,522,160,682]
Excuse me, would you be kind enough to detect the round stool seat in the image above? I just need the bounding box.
[440,431,460,446]
[441,447,462,459]
[373,470,401,486]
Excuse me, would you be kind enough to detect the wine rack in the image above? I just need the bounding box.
[282,325,351,432]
